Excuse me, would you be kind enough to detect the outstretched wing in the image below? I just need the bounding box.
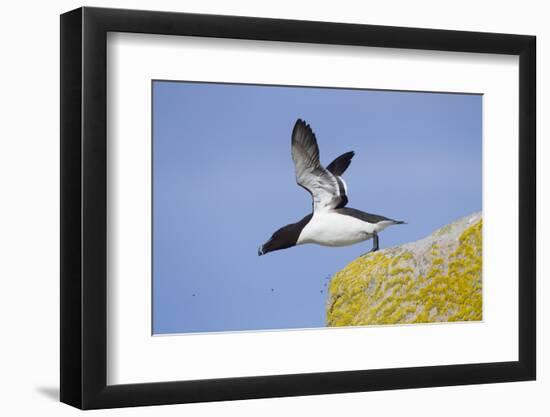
[291,119,349,212]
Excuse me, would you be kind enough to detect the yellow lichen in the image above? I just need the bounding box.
[327,219,482,327]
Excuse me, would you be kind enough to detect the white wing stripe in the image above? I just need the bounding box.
[339,176,348,195]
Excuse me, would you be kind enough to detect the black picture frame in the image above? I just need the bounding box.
[60,6,536,410]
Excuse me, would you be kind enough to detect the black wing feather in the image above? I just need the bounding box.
[326,151,355,176]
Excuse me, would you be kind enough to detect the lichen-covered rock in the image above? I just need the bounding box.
[326,213,482,327]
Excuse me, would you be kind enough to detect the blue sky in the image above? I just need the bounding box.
[152,81,482,334]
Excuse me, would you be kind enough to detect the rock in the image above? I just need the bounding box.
[326,212,482,327]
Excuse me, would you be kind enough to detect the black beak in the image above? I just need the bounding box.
[258,237,274,256]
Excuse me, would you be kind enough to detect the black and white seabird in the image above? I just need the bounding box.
[258,119,405,256]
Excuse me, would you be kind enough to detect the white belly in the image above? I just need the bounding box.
[297,212,374,247]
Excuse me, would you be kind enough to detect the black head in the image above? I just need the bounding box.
[258,214,312,256]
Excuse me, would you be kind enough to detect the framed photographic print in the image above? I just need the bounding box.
[60,6,536,409]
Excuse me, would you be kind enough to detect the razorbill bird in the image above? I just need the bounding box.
[258,119,405,256]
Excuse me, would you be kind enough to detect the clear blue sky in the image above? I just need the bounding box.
[152,81,482,334]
